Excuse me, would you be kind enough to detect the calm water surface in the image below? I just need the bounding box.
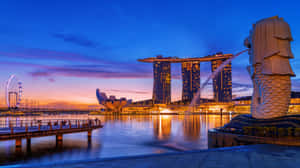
[0,114,233,165]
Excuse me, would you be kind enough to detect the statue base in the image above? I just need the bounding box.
[208,114,300,148]
[224,114,300,129]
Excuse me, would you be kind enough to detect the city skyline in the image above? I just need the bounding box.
[1,0,300,107]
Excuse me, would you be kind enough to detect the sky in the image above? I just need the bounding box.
[1,0,300,106]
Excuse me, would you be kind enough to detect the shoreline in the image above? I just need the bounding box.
[0,111,238,116]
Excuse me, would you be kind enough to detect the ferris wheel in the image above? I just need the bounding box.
[6,75,23,109]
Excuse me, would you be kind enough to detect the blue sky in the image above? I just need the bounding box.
[1,0,300,105]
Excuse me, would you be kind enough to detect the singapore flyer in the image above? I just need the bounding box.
[5,75,23,109]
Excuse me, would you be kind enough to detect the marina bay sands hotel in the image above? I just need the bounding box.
[138,53,233,104]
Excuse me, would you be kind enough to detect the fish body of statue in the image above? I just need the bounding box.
[244,16,295,119]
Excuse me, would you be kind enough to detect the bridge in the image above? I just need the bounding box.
[0,119,103,152]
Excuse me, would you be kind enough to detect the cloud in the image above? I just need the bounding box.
[0,47,153,72]
[29,65,152,79]
[0,49,257,94]
[106,89,150,94]
[0,46,154,78]
[31,71,52,77]
[52,33,98,48]
[0,47,105,63]
[48,78,55,82]
[232,82,252,88]
[232,82,252,93]
[0,46,153,79]
[0,60,46,68]
[0,60,152,79]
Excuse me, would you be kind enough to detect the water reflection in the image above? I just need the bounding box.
[0,114,234,165]
[153,115,172,140]
[183,115,201,141]
[0,138,102,165]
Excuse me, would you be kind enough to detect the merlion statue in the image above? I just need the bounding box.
[244,16,295,119]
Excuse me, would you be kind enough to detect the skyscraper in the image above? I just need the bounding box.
[153,56,171,104]
[211,53,232,102]
[181,62,200,102]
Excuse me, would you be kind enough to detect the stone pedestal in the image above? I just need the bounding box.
[208,114,300,148]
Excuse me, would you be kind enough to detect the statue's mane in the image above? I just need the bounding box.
[253,16,284,27]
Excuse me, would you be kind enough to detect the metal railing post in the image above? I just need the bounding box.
[50,122,52,130]
[38,123,41,131]
[25,124,28,132]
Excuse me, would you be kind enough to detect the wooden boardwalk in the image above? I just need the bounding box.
[0,119,103,152]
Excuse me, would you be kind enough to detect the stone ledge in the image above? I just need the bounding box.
[208,129,300,148]
[8,144,300,168]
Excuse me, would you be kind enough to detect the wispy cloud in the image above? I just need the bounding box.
[0,60,152,79]
[29,65,152,79]
[48,78,55,82]
[105,89,150,95]
[52,33,98,48]
[232,82,252,88]
[232,82,252,93]
[0,47,105,63]
[0,45,153,80]
[0,46,263,94]
[0,47,151,71]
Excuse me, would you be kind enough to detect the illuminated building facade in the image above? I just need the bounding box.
[96,89,131,112]
[181,62,200,102]
[211,54,232,102]
[233,92,300,114]
[153,56,171,104]
[139,53,234,104]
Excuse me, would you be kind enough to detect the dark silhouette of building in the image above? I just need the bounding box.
[211,53,232,102]
[181,62,200,102]
[153,56,171,104]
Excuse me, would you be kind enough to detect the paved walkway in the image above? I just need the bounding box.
[7,144,300,168]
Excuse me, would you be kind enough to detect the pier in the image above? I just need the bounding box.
[0,119,103,152]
